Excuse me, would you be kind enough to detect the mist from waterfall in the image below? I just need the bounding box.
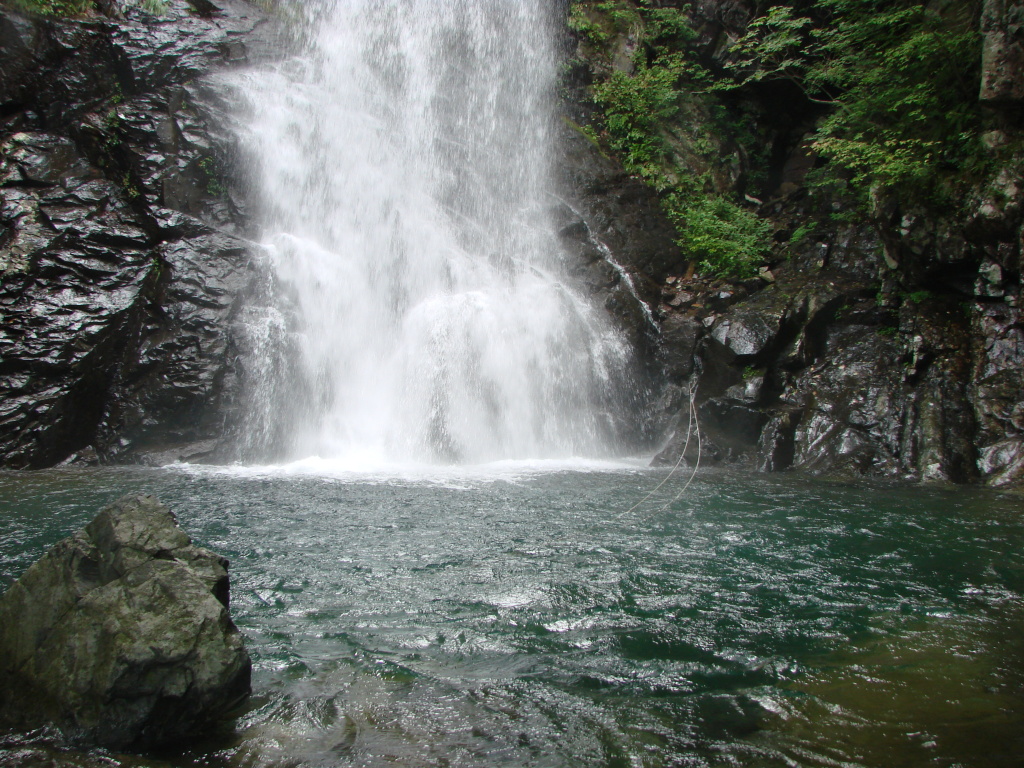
[234,0,643,467]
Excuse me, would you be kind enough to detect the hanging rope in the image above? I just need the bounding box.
[658,393,702,511]
[622,383,699,518]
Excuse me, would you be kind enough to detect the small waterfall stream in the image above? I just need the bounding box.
[234,0,640,466]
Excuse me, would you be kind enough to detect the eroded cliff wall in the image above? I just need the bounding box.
[0,0,266,466]
[558,0,1024,486]
[2,0,1023,488]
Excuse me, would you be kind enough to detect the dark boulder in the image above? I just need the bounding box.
[555,122,685,292]
[552,119,683,409]
[0,494,251,749]
[649,268,988,483]
[972,299,1024,486]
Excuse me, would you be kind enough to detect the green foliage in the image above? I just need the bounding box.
[573,0,775,279]
[567,7,607,45]
[790,222,818,244]
[137,0,167,13]
[724,0,983,208]
[603,1,640,28]
[666,194,773,279]
[725,5,817,90]
[643,5,697,44]
[592,57,684,185]
[199,156,226,197]
[563,117,603,150]
[122,172,140,199]
[103,107,122,149]
[583,1,701,179]
[577,0,707,175]
[574,0,990,279]
[569,1,641,48]
[905,289,932,304]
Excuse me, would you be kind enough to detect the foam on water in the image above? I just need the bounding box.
[168,455,652,486]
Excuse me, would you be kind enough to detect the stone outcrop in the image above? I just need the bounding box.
[649,261,989,483]
[0,0,268,468]
[561,0,1024,487]
[0,494,251,748]
[553,122,678,380]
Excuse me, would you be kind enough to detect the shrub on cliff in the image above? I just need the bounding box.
[668,195,773,279]
[569,0,988,277]
[575,1,772,278]
[726,0,984,210]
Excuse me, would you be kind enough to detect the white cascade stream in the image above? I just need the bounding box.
[234,0,642,466]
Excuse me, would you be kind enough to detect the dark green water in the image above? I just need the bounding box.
[1,465,1023,767]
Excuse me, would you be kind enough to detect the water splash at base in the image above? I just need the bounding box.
[231,0,644,466]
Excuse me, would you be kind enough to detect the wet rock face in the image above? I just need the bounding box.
[555,124,685,294]
[775,298,976,482]
[552,120,685,406]
[0,494,251,749]
[651,235,1015,485]
[972,300,1024,485]
[0,0,267,467]
[0,134,157,468]
[564,0,1024,487]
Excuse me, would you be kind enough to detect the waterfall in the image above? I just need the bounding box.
[234,0,641,466]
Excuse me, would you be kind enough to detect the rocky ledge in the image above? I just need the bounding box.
[0,494,251,749]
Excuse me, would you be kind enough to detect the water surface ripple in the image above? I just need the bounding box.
[1,467,1022,767]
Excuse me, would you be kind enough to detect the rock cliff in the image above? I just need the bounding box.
[559,0,1024,487]
[1,0,1022,488]
[0,0,266,467]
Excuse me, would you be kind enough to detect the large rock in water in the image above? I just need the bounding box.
[0,494,251,748]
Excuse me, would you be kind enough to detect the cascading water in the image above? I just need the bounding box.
[235,0,642,466]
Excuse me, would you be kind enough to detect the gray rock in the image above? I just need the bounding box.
[978,438,1024,486]
[0,494,251,749]
[554,121,683,293]
[710,312,777,358]
[980,0,1024,104]
[0,139,159,469]
[971,299,1024,485]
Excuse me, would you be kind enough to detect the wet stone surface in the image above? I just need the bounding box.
[0,0,268,468]
[0,494,251,749]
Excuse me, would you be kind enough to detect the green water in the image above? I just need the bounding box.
[1,465,1022,767]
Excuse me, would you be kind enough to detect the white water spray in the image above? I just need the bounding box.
[234,0,640,465]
